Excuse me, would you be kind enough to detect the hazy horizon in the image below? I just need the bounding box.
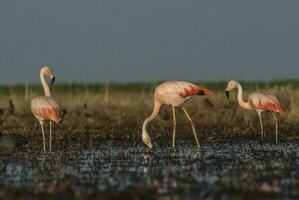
[1,1,299,84]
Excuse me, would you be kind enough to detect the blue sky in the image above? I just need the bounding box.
[1,1,299,84]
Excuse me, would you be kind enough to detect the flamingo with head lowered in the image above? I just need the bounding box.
[31,66,61,151]
[142,80,213,149]
[225,80,286,144]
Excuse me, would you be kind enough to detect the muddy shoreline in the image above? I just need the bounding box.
[0,139,298,199]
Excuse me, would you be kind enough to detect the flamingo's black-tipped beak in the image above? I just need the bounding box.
[147,143,153,149]
[225,90,230,99]
[51,76,55,86]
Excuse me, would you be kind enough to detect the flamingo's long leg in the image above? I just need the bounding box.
[272,112,278,144]
[257,111,264,141]
[182,107,200,147]
[172,106,177,148]
[49,121,52,151]
[39,121,46,151]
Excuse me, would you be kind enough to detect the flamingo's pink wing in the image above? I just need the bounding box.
[179,83,213,98]
[31,97,61,123]
[250,93,286,116]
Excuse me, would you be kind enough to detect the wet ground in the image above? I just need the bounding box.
[0,139,299,200]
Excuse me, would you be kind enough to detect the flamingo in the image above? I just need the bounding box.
[142,80,213,149]
[31,66,61,151]
[225,80,286,144]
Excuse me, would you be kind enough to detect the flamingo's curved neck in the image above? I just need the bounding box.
[40,71,51,97]
[142,99,161,138]
[236,83,252,110]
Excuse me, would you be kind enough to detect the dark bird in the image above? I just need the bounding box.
[8,100,15,115]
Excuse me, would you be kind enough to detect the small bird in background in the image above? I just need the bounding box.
[142,80,213,149]
[31,66,62,151]
[225,80,286,144]
[60,109,67,120]
[8,100,15,115]
[0,100,15,117]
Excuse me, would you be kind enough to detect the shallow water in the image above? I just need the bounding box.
[1,140,299,199]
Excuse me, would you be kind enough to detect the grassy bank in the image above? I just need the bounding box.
[0,81,299,148]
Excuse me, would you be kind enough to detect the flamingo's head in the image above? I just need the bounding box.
[225,80,239,99]
[142,130,153,149]
[41,66,56,85]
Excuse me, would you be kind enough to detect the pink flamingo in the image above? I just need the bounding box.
[225,80,286,143]
[31,66,61,151]
[142,80,213,149]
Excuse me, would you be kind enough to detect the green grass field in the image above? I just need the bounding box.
[1,80,299,95]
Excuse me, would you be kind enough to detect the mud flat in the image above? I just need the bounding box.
[0,139,298,199]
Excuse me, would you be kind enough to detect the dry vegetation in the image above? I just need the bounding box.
[1,82,299,147]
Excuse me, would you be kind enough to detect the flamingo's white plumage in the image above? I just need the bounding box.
[225,80,286,143]
[31,66,61,151]
[142,80,213,149]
